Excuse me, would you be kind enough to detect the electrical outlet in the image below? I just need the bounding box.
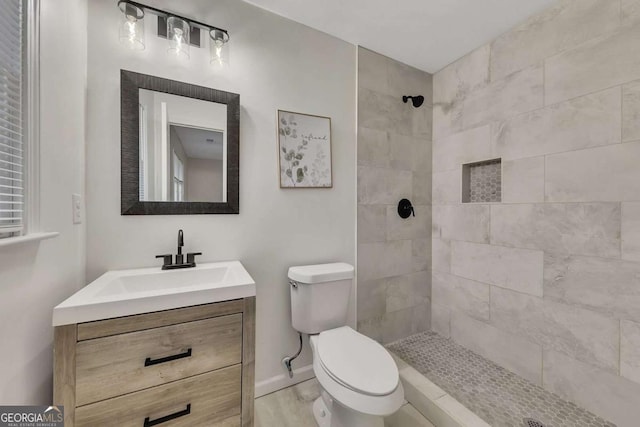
[72,194,82,224]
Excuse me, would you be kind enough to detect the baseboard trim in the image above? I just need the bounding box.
[255,364,315,398]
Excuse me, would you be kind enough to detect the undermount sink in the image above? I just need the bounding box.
[53,261,255,326]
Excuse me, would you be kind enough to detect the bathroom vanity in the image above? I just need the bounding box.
[52,262,256,427]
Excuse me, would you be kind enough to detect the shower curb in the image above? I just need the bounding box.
[391,353,491,427]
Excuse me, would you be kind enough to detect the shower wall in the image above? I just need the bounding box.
[356,47,433,344]
[431,0,640,425]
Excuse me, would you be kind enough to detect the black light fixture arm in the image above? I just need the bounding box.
[118,0,229,38]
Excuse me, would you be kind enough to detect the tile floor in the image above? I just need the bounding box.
[388,332,616,427]
[255,378,435,427]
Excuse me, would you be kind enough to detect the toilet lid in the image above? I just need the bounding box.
[317,326,399,396]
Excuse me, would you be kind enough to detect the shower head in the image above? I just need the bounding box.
[402,95,424,108]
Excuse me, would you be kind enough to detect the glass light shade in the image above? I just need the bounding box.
[118,2,145,50]
[167,16,190,59]
[209,29,229,67]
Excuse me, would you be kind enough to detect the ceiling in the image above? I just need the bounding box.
[171,125,224,161]
[243,0,558,73]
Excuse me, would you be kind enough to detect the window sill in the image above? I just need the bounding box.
[0,231,60,248]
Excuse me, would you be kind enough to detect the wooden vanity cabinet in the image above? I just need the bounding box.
[54,297,255,427]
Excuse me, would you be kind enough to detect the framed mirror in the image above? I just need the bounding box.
[121,70,239,215]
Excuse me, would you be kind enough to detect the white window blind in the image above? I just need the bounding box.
[0,0,24,236]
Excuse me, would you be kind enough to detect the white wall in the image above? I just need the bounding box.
[186,158,223,202]
[0,0,87,404]
[85,0,356,393]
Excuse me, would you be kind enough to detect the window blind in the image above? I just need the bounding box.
[0,0,24,235]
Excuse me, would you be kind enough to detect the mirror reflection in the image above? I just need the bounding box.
[138,89,227,203]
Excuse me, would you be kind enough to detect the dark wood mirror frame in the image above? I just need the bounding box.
[120,70,240,215]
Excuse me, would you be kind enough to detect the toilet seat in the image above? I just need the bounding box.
[317,326,399,396]
[310,328,405,417]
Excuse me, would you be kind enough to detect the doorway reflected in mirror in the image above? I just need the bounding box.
[138,89,227,203]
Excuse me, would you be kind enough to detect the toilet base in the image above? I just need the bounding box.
[312,393,384,427]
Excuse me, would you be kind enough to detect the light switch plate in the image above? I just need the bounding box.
[72,193,82,224]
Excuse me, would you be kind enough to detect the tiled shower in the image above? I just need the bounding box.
[357,0,640,426]
[356,47,433,344]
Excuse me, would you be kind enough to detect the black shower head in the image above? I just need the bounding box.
[402,95,425,108]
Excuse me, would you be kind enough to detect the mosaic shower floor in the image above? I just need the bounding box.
[387,332,616,427]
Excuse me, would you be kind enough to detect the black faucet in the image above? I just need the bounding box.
[156,229,202,270]
[176,229,184,265]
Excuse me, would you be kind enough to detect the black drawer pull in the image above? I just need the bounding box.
[144,404,191,427]
[144,348,192,367]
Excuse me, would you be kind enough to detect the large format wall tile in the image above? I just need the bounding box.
[433,125,491,173]
[546,141,640,202]
[359,87,412,134]
[501,157,544,203]
[490,287,619,372]
[386,205,430,241]
[622,202,640,262]
[357,166,412,205]
[451,241,543,297]
[433,45,489,140]
[357,205,386,243]
[412,170,432,205]
[389,62,434,107]
[357,47,432,343]
[357,277,388,321]
[432,170,461,204]
[622,80,640,142]
[622,0,640,25]
[358,47,391,95]
[431,303,450,338]
[461,64,543,129]
[546,24,640,105]
[382,305,426,344]
[431,238,450,273]
[432,271,490,321]
[493,87,621,160]
[490,203,621,258]
[432,205,490,243]
[434,44,490,106]
[358,241,413,281]
[543,349,640,427]
[412,238,430,272]
[451,312,542,385]
[357,127,389,168]
[621,319,640,385]
[490,0,620,81]
[385,275,420,313]
[411,101,433,140]
[432,101,463,143]
[544,253,640,322]
[388,133,415,171]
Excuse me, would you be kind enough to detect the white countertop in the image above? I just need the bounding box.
[53,261,256,326]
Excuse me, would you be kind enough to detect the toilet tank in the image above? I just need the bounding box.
[288,263,354,334]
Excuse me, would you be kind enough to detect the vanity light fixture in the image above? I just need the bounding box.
[117,0,230,65]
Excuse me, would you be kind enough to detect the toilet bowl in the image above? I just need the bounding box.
[309,326,404,427]
[287,263,404,427]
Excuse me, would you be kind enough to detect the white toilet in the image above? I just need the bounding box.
[288,262,404,427]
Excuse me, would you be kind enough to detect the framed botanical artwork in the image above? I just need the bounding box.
[277,110,332,188]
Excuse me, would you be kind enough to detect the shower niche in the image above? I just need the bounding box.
[462,158,502,203]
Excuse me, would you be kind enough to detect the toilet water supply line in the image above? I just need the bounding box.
[282,332,304,378]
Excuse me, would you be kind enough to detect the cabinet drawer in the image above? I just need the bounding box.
[76,365,241,427]
[76,313,242,406]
